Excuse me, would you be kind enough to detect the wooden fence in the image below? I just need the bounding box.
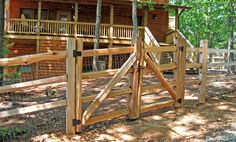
[0,37,235,135]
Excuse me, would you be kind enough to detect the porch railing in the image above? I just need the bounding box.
[5,18,143,39]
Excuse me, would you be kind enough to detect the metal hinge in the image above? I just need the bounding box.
[138,65,142,73]
[73,119,81,126]
[73,50,82,57]
[177,98,182,104]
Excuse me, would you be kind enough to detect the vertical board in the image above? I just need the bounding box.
[173,33,180,106]
[198,40,208,103]
[108,5,114,69]
[129,39,141,119]
[66,38,76,134]
[74,2,78,37]
[174,33,187,106]
[75,38,83,133]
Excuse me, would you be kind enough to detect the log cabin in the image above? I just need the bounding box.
[4,0,191,81]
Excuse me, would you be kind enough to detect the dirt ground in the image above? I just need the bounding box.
[0,73,236,142]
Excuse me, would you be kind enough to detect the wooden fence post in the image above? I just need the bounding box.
[75,38,83,133]
[66,38,76,134]
[129,38,143,120]
[174,33,187,106]
[198,40,208,103]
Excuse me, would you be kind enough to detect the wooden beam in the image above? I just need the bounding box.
[207,48,236,54]
[108,5,114,69]
[36,0,41,79]
[145,55,177,100]
[82,63,177,79]
[37,0,42,33]
[82,47,134,57]
[5,35,132,44]
[144,46,177,53]
[144,9,148,27]
[74,2,78,38]
[0,75,66,93]
[129,39,143,120]
[174,35,187,106]
[207,62,236,68]
[66,38,76,134]
[198,40,208,103]
[36,39,40,79]
[187,47,203,53]
[207,75,236,84]
[140,100,174,113]
[0,100,66,118]
[75,38,83,133]
[186,63,201,69]
[82,82,177,104]
[142,81,176,94]
[0,51,66,66]
[86,109,129,125]
[85,100,174,126]
[82,87,132,103]
[82,53,136,125]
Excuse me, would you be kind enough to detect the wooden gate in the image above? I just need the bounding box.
[66,37,186,134]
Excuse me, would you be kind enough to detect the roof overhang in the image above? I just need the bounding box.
[160,4,192,11]
[34,0,192,11]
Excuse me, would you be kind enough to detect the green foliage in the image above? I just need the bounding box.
[0,39,13,57]
[138,0,156,10]
[0,39,15,85]
[170,0,236,49]
[0,127,29,140]
[0,71,22,85]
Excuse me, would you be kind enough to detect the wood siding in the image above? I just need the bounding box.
[7,0,169,79]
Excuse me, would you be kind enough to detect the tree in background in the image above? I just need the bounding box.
[0,0,4,51]
[227,0,235,74]
[132,0,155,44]
[93,0,102,71]
[170,0,235,50]
[0,0,5,86]
[131,0,138,45]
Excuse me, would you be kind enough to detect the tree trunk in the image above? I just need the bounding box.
[0,0,5,86]
[0,0,4,51]
[131,0,138,45]
[227,1,235,74]
[93,0,102,71]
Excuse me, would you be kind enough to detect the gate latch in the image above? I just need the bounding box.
[73,119,81,126]
[73,50,82,57]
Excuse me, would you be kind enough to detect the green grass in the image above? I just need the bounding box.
[0,127,29,141]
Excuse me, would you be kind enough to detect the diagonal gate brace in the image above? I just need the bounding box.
[144,54,177,100]
[82,53,136,125]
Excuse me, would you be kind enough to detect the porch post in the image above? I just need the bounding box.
[108,5,114,69]
[36,0,42,79]
[74,2,78,38]
[144,9,148,27]
[175,9,179,31]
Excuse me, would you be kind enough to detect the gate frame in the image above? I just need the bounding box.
[66,37,187,134]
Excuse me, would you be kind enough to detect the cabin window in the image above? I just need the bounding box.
[137,16,142,26]
[21,8,48,20]
[19,65,32,74]
[21,9,34,19]
[35,9,48,20]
